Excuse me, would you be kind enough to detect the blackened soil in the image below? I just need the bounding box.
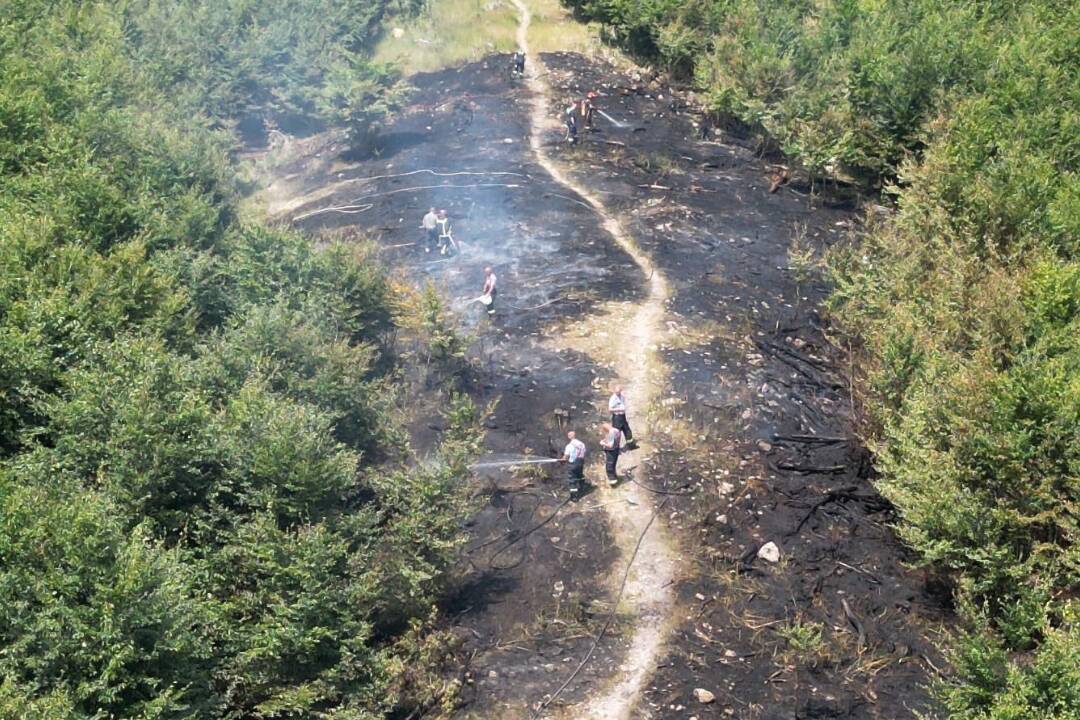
[277,57,648,717]
[541,52,948,718]
[265,49,948,720]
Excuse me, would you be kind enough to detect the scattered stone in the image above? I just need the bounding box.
[693,688,716,704]
[757,541,781,563]
[716,514,728,524]
[488,670,498,679]
[724,649,737,658]
[391,27,405,38]
[757,440,772,453]
[718,481,735,495]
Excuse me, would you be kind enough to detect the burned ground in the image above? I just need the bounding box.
[264,50,946,720]
[542,52,948,719]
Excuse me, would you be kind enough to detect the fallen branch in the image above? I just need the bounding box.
[841,597,866,648]
[787,485,861,536]
[776,462,847,474]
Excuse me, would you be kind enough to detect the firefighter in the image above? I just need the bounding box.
[560,430,587,496]
[599,422,625,486]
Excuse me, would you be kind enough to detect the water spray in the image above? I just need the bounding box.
[469,457,560,470]
[597,109,628,128]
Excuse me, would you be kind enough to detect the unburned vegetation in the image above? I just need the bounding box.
[0,2,478,718]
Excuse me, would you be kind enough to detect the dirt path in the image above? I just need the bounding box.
[511,3,677,718]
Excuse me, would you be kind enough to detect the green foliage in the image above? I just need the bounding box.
[820,3,1080,718]
[0,2,470,718]
[123,0,406,137]
[565,0,1006,178]
[941,604,1080,720]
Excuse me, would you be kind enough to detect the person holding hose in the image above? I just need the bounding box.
[560,430,587,496]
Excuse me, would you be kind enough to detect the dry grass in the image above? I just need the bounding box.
[374,0,612,76]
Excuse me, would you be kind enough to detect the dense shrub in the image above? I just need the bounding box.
[0,2,471,718]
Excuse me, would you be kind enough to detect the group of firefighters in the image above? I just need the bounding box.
[560,386,636,497]
[420,207,457,256]
[511,49,600,144]
[418,56,628,496]
[564,91,598,143]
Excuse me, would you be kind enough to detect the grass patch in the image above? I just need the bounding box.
[375,0,609,75]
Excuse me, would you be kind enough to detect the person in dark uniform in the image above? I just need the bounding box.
[581,92,597,129]
[560,430,587,496]
[512,51,526,76]
[608,384,634,445]
[564,105,578,143]
[599,422,625,486]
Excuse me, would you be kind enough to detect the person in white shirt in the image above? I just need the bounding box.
[436,209,453,255]
[420,208,438,253]
[608,385,634,445]
[482,267,497,316]
[599,422,624,486]
[560,430,587,496]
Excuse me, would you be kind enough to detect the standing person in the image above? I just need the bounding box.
[512,51,526,76]
[482,266,497,316]
[436,209,453,255]
[421,207,438,253]
[560,430,587,496]
[580,92,597,130]
[609,384,634,445]
[564,105,578,144]
[599,422,624,486]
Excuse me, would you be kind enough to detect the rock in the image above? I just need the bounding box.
[757,440,772,453]
[693,688,716,704]
[391,27,405,38]
[718,481,735,495]
[487,670,498,679]
[757,541,781,563]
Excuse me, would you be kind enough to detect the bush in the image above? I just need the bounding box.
[0,2,471,718]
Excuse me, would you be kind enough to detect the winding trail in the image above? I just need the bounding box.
[510,3,677,718]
